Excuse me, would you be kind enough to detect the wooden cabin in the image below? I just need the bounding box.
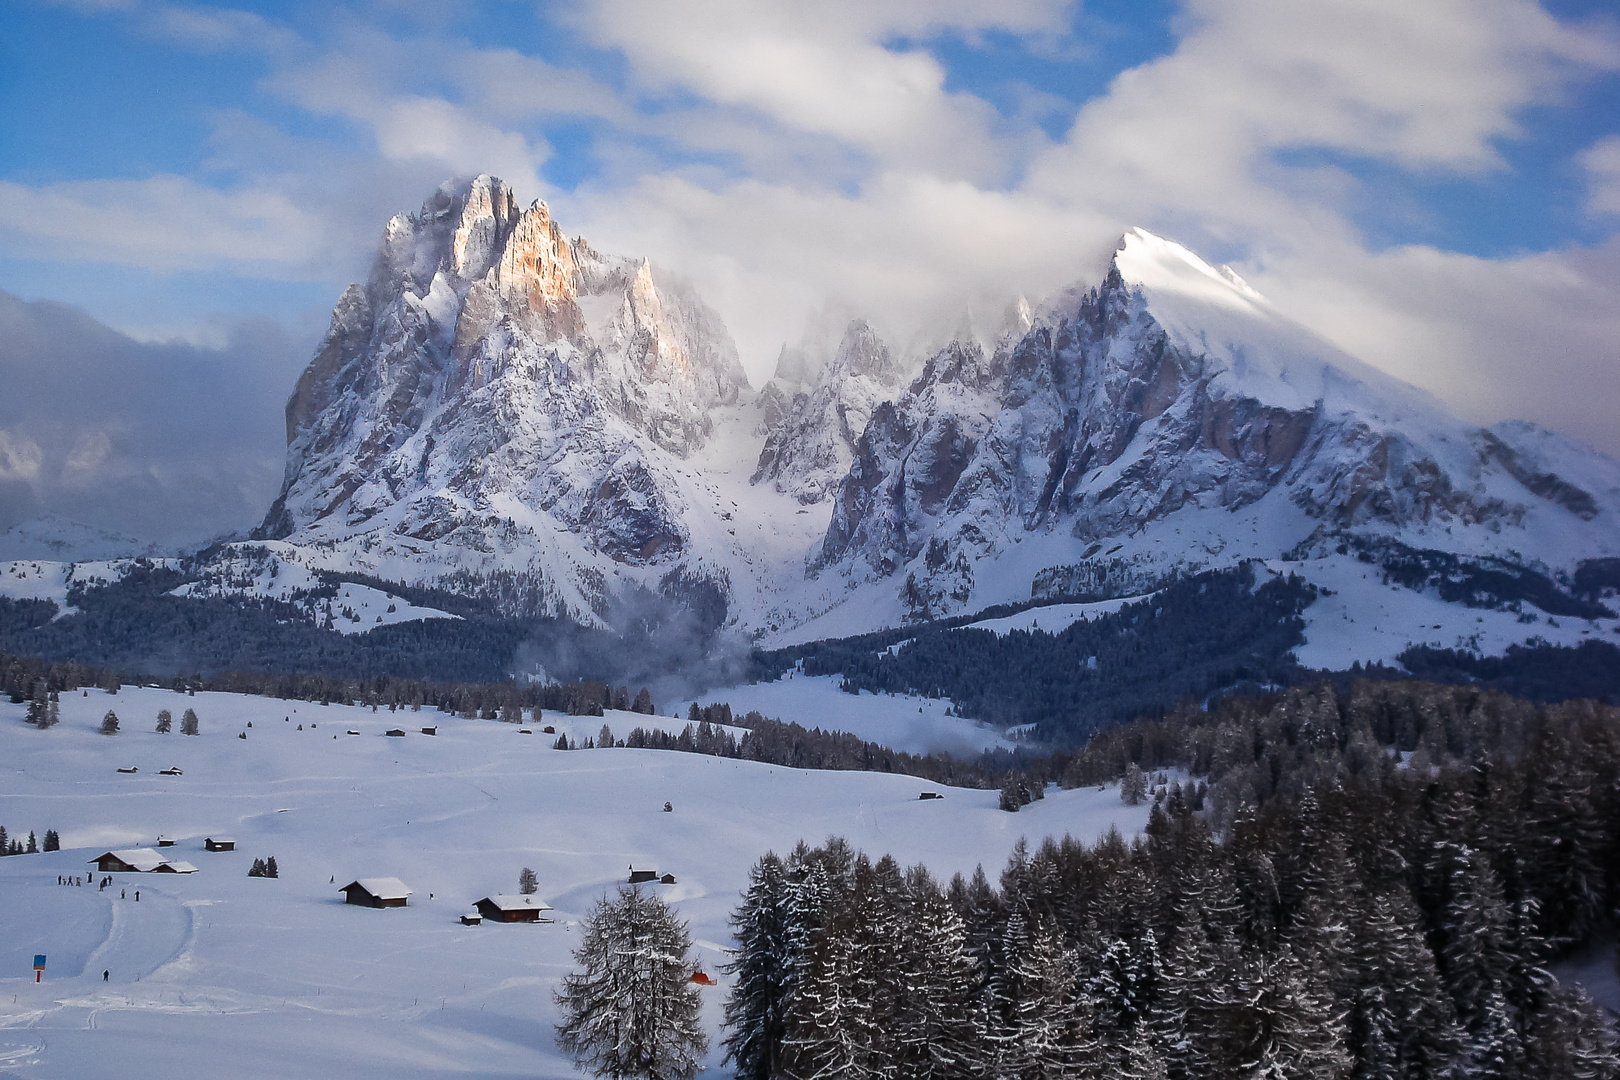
[474,895,555,923]
[421,726,437,736]
[918,792,943,800]
[460,912,483,925]
[628,868,659,884]
[151,860,198,874]
[341,878,411,908]
[204,837,235,852]
[89,849,167,873]
[156,836,176,847]
[384,728,406,737]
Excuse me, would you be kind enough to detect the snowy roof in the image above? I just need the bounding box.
[91,848,168,872]
[347,877,411,900]
[478,894,553,911]
[154,860,199,874]
[206,836,236,843]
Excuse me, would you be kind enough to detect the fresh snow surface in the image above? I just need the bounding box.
[0,559,182,615]
[172,559,459,636]
[960,597,1150,638]
[0,515,161,562]
[675,673,1017,756]
[1270,560,1620,670]
[1112,228,1456,426]
[0,686,1139,1078]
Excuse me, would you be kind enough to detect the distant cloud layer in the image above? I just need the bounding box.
[0,291,301,544]
[3,0,1620,546]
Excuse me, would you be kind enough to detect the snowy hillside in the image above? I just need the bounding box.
[0,686,1152,1078]
[0,514,162,562]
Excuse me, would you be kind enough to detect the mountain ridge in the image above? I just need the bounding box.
[13,174,1617,673]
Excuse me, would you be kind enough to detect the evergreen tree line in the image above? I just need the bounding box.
[755,565,1318,745]
[0,826,59,855]
[0,556,749,690]
[722,732,1620,1080]
[2,650,656,724]
[614,712,1037,791]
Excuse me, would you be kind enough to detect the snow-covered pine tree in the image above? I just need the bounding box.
[43,829,59,852]
[1347,985,1401,1080]
[1231,943,1350,1080]
[554,887,707,1080]
[266,856,278,878]
[1440,848,1517,1033]
[1117,1025,1169,1080]
[1349,887,1462,1078]
[722,853,793,1080]
[780,928,877,1080]
[893,865,985,1080]
[181,708,199,735]
[519,867,538,895]
[100,710,119,735]
[26,680,48,726]
[1523,981,1620,1080]
[1001,914,1097,1080]
[1521,734,1607,947]
[156,708,172,733]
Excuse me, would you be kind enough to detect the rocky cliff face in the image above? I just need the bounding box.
[752,319,906,504]
[257,176,748,581]
[814,230,1614,617]
[247,191,1618,638]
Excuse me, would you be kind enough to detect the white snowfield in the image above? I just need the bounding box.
[0,686,1152,1078]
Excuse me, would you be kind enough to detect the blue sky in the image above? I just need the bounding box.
[2,0,1619,542]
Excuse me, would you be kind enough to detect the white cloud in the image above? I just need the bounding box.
[1583,135,1620,216]
[0,431,45,482]
[0,176,329,274]
[573,0,1068,183]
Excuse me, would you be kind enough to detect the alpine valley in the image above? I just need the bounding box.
[4,175,1620,736]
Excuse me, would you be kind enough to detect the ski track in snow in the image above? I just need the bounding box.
[0,686,1144,1077]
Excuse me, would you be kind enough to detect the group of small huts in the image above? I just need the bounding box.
[89,848,199,875]
[337,878,557,926]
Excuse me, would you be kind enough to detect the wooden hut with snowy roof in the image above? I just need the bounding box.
[474,895,555,923]
[90,849,168,873]
[341,878,412,908]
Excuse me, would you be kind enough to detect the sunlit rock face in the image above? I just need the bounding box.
[258,175,747,572]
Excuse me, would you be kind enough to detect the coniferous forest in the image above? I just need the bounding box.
[721,681,1620,1080]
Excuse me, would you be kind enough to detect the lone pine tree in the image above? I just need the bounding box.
[555,888,706,1080]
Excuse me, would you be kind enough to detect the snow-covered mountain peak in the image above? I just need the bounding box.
[1113,227,1268,311]
[254,176,751,612]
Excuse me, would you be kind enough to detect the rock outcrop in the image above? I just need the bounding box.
[257,176,747,576]
[752,319,906,504]
[814,229,1614,617]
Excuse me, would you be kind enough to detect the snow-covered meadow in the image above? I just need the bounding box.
[0,686,1152,1078]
